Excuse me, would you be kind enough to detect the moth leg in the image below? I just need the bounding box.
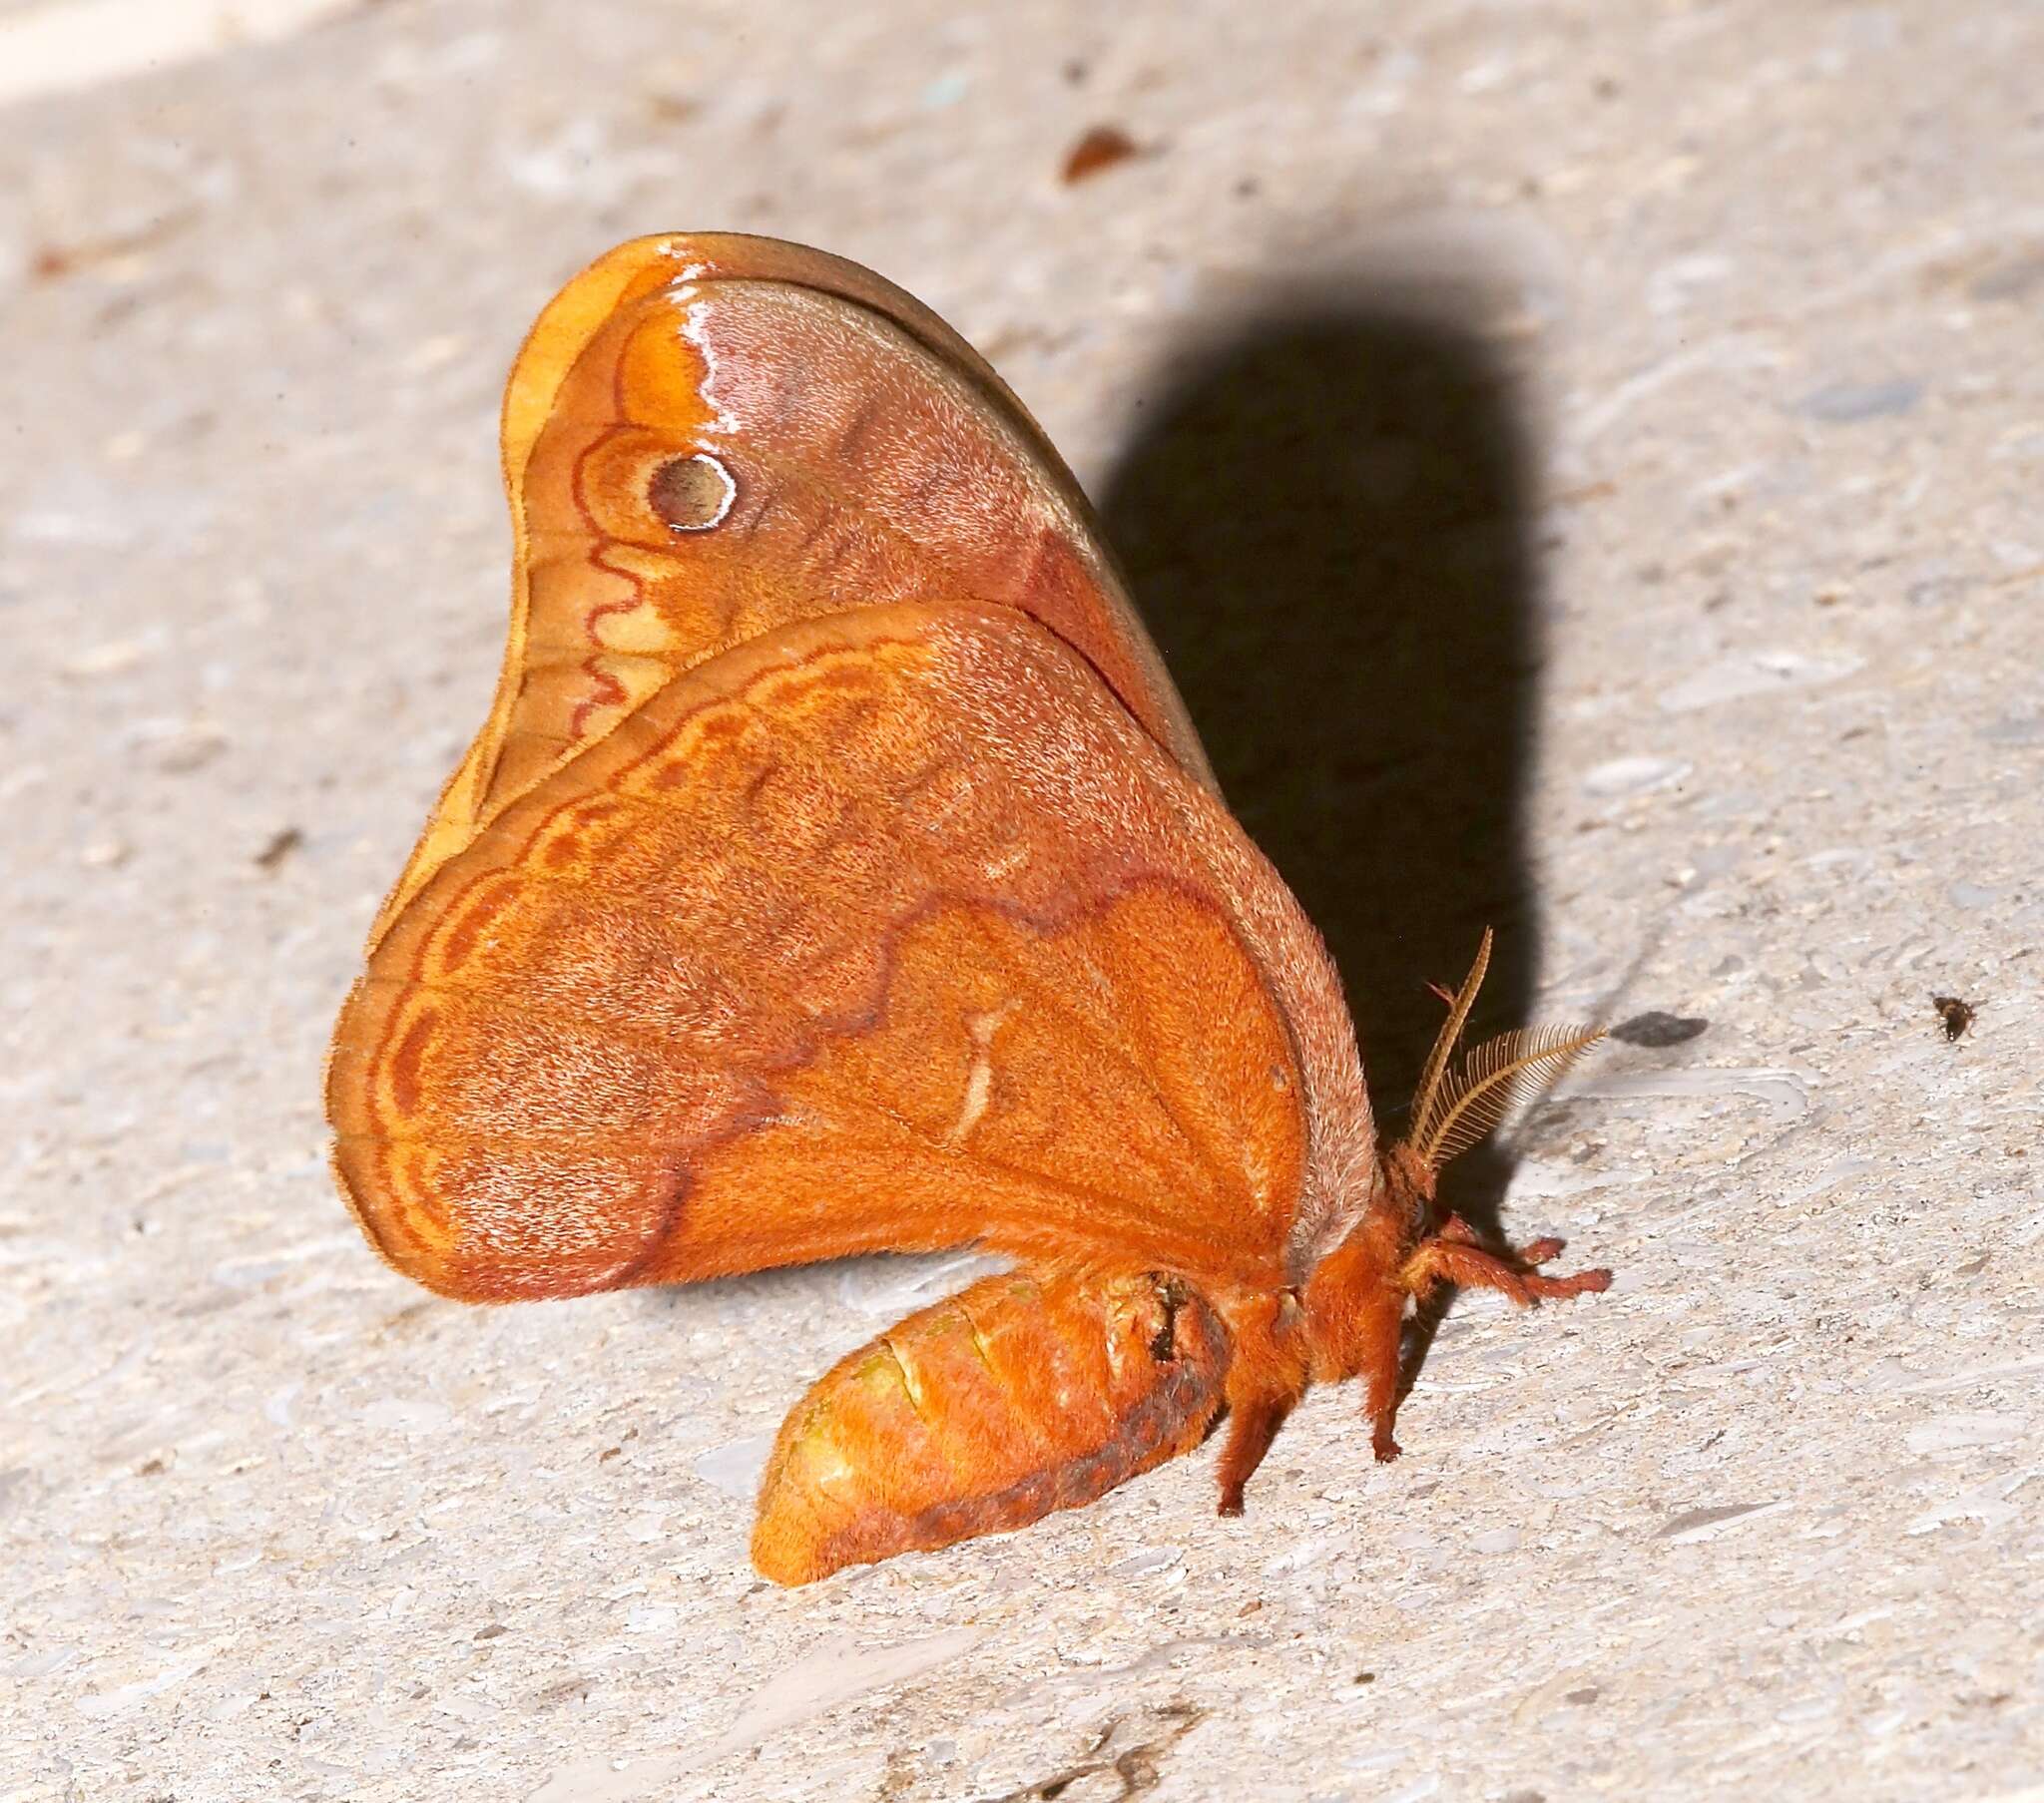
[1401,1229,1611,1306]
[1217,1395,1291,1516]
[1436,1211,1564,1267]
[1355,1286,1410,1462]
[1212,1291,1315,1514]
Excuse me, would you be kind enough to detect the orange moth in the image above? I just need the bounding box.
[325,233,1610,1583]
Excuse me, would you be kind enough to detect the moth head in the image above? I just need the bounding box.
[1301,930,1603,1384]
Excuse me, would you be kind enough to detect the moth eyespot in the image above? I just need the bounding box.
[647,451,736,532]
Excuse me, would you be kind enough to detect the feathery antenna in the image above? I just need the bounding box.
[1406,928,1492,1154]
[1401,929,1603,1170]
[1412,1024,1605,1169]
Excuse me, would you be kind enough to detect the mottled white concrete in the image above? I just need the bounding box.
[4,2,2040,1798]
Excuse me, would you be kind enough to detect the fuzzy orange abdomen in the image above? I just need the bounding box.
[752,1267,1231,1583]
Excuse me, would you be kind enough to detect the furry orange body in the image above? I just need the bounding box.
[326,233,1610,1582]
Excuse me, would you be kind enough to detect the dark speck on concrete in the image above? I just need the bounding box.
[1611,1011,1710,1048]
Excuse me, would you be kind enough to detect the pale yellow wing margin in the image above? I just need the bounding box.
[329,602,1370,1305]
[375,233,1213,946]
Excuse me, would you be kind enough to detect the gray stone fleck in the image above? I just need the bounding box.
[1796,377,1924,422]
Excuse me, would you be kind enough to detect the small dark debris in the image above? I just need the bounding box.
[1062,124,1140,184]
[30,210,195,282]
[1932,995,1975,1041]
[1353,1670,1376,1684]
[138,1457,167,1477]
[645,91,701,125]
[254,826,303,872]
[473,1623,508,1641]
[1611,1011,1709,1048]
[986,1701,1202,1802]
[598,1445,622,1462]
[1655,1502,1770,1540]
[1565,1685,1602,1705]
[1062,57,1089,86]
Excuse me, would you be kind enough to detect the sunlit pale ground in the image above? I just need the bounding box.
[4,2,2040,1798]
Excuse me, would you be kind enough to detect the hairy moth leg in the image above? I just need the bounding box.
[752,1267,1230,1584]
[1369,1219,1610,1461]
[1400,1222,1612,1307]
[1210,1291,1313,1515]
[1356,1286,1409,1463]
[1216,1395,1291,1516]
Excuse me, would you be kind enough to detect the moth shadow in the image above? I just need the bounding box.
[1097,291,1545,1251]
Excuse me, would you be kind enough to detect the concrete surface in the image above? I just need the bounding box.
[4,1,2041,1798]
